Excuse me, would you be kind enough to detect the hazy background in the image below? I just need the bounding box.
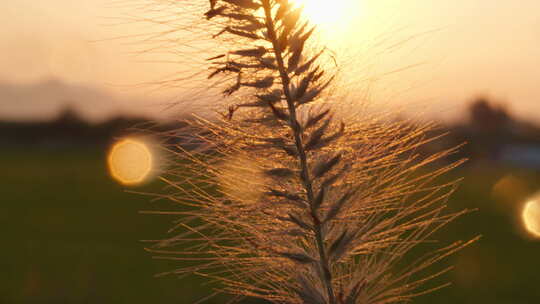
[1,0,540,122]
[2,1,540,303]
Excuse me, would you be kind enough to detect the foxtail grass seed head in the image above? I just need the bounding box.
[136,1,477,303]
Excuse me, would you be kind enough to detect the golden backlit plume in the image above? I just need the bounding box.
[217,154,266,204]
[107,138,154,185]
[522,198,540,238]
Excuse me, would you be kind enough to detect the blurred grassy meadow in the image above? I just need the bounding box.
[3,119,540,303]
[2,145,231,303]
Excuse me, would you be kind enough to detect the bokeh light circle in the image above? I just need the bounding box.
[107,138,154,185]
[522,199,540,238]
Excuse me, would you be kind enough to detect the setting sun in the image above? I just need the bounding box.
[291,0,359,27]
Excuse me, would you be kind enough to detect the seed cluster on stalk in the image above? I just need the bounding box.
[144,1,478,303]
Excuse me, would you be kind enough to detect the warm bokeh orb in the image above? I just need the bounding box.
[522,199,540,238]
[107,138,153,185]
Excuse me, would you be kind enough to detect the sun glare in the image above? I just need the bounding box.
[107,138,154,185]
[522,199,540,238]
[291,0,357,27]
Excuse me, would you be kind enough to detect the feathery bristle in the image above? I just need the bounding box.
[142,1,476,303]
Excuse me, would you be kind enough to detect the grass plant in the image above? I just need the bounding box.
[141,1,477,303]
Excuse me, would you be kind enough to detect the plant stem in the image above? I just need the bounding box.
[261,2,336,303]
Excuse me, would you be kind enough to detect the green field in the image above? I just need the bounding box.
[3,146,540,303]
[2,147,219,303]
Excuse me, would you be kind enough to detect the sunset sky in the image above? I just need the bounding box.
[2,0,539,122]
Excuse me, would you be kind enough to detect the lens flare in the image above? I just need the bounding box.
[522,199,540,238]
[107,138,154,185]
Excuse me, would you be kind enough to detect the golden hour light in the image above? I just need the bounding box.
[218,154,265,203]
[522,199,540,238]
[291,0,358,27]
[107,138,154,185]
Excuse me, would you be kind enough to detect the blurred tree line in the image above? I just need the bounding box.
[2,98,539,165]
[0,106,185,149]
[446,98,540,166]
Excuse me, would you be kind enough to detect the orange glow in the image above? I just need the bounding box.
[217,154,265,203]
[291,0,359,27]
[522,200,540,238]
[107,138,153,185]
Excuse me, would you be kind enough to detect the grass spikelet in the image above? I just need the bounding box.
[139,1,477,303]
